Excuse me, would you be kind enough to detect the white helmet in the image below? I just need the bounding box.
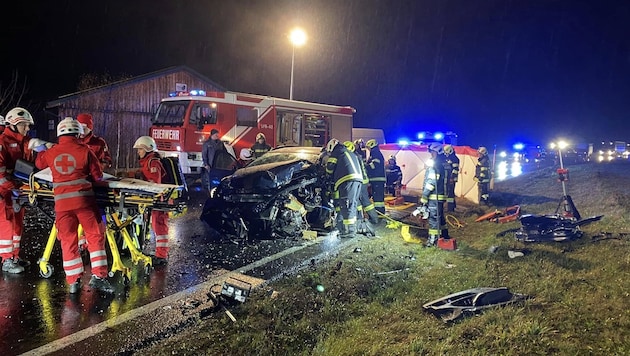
[5,107,34,126]
[133,136,157,152]
[256,132,266,141]
[326,138,339,153]
[240,148,253,160]
[57,117,84,137]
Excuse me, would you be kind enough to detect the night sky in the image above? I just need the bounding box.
[2,0,630,148]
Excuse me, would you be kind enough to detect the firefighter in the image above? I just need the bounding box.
[133,136,170,266]
[385,155,403,196]
[353,139,367,162]
[251,132,272,159]
[475,146,491,204]
[365,139,386,214]
[76,113,113,171]
[0,107,48,273]
[35,118,114,294]
[325,138,363,238]
[421,143,450,247]
[443,144,460,212]
[344,141,379,228]
[238,148,254,167]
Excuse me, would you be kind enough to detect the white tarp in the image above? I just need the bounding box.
[379,143,481,204]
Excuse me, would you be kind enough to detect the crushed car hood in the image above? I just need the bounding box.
[224,159,313,191]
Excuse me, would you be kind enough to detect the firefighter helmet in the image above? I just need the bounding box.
[388,155,397,163]
[240,148,253,161]
[428,142,443,154]
[343,141,355,152]
[353,139,365,149]
[478,146,488,155]
[57,117,84,137]
[133,136,157,152]
[5,107,34,126]
[76,113,94,131]
[326,138,339,153]
[443,144,454,155]
[256,132,266,141]
[366,139,378,149]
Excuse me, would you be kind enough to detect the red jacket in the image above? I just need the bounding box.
[35,136,103,212]
[0,129,33,198]
[80,133,112,168]
[139,152,165,184]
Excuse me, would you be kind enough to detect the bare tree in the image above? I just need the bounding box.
[0,70,29,114]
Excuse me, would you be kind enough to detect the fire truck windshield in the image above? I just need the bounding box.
[154,101,188,126]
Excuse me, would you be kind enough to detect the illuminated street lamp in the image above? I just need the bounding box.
[289,27,307,100]
[550,140,568,196]
[550,140,580,219]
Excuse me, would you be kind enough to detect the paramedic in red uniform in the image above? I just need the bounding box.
[76,113,113,171]
[133,136,169,266]
[35,117,114,294]
[0,107,44,274]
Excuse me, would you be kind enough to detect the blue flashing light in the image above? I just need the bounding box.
[398,139,410,147]
[168,91,178,97]
[189,89,206,96]
[513,142,525,151]
[417,132,426,140]
[433,131,444,141]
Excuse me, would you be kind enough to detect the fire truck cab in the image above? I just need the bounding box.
[151,90,355,180]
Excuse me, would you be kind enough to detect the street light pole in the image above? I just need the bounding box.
[290,44,296,100]
[288,27,307,101]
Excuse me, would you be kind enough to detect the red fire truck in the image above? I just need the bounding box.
[151,90,355,180]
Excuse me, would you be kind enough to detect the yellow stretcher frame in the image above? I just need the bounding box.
[14,171,187,283]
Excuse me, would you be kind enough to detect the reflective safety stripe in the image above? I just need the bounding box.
[0,177,8,184]
[369,177,386,182]
[64,266,84,277]
[54,190,95,202]
[446,198,454,203]
[52,178,92,188]
[0,240,13,254]
[343,217,357,225]
[425,183,435,191]
[63,257,83,267]
[428,194,448,200]
[374,202,385,207]
[427,172,437,179]
[90,250,107,259]
[364,204,375,211]
[91,259,107,268]
[0,167,6,172]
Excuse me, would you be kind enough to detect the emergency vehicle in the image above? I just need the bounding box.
[150,90,355,180]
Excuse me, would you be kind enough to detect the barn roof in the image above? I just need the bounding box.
[46,65,226,108]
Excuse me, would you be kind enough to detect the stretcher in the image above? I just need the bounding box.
[13,161,188,283]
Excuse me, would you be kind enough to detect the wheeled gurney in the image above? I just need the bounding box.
[13,160,187,282]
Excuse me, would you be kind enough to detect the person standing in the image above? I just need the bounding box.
[475,146,491,205]
[202,129,224,190]
[250,133,272,159]
[365,139,386,214]
[76,113,113,171]
[133,136,170,266]
[420,143,450,247]
[0,107,41,273]
[325,139,363,238]
[385,155,403,196]
[35,117,114,293]
[443,144,460,212]
[344,141,379,226]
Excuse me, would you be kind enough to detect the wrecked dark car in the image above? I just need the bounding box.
[200,146,335,240]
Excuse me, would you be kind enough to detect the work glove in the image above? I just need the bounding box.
[420,196,428,204]
[28,138,54,152]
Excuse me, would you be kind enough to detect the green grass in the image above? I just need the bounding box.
[144,163,630,355]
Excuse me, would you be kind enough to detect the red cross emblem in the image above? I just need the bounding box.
[54,154,76,174]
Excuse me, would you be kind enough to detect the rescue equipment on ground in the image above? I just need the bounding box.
[13,160,188,282]
[437,237,457,251]
[475,205,521,223]
[423,287,530,322]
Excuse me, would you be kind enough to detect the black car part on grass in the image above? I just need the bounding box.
[496,214,603,242]
[423,287,530,322]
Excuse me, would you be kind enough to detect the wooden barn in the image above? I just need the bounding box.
[45,65,225,173]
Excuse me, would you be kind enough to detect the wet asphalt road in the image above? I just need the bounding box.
[0,186,323,356]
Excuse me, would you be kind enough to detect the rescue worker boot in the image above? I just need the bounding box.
[2,258,25,274]
[89,275,115,294]
[69,278,82,294]
[14,257,31,268]
[425,235,438,248]
[339,225,357,239]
